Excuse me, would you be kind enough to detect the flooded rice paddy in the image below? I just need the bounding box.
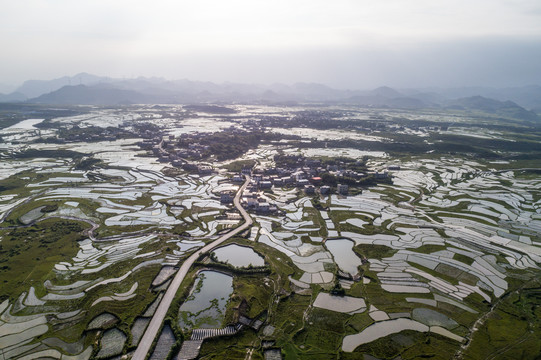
[178,271,233,330]
[0,105,540,357]
[212,244,264,268]
[325,238,363,275]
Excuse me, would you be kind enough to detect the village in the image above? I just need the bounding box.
[221,157,394,215]
[137,129,396,216]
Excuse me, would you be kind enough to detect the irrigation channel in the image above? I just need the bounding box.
[133,176,253,359]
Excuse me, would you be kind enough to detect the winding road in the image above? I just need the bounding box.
[132,176,252,360]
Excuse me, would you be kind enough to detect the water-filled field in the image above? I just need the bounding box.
[0,104,540,359]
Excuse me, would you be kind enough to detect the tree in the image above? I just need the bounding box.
[320,173,337,186]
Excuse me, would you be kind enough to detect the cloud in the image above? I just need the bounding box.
[1,1,540,87]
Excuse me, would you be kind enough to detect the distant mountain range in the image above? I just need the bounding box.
[1,73,540,121]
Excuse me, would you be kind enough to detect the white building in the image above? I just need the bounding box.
[337,184,348,195]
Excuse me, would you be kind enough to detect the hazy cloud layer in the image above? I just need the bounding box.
[1,0,540,88]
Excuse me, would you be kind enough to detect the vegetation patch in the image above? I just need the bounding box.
[223,159,257,172]
[227,274,273,321]
[0,218,87,300]
[353,244,397,260]
[464,280,541,360]
[292,307,348,356]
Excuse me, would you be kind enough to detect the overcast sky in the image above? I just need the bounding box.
[1,0,541,90]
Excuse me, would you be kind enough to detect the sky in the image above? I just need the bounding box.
[1,0,541,90]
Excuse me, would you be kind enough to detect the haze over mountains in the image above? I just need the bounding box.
[1,73,540,121]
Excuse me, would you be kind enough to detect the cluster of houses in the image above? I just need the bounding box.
[219,158,395,214]
[220,175,280,214]
[142,133,208,162]
[176,140,210,159]
[141,135,219,175]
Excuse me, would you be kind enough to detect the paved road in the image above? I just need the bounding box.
[133,176,252,360]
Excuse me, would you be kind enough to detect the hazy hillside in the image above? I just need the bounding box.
[0,73,536,122]
[421,86,541,111]
[15,73,113,99]
[30,84,153,105]
[446,96,539,121]
[0,92,26,102]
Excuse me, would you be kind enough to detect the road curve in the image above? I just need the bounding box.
[132,176,252,360]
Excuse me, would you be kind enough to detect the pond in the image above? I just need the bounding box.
[19,206,45,225]
[325,238,363,275]
[342,318,429,352]
[178,271,233,330]
[412,308,458,329]
[212,244,264,268]
[313,292,366,313]
[2,118,44,131]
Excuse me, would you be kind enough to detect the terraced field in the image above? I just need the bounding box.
[0,104,540,359]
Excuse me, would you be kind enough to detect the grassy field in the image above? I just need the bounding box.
[228,274,274,320]
[292,307,349,358]
[0,218,88,300]
[463,278,541,360]
[353,243,397,260]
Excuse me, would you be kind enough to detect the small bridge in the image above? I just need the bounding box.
[191,324,243,340]
[176,324,243,360]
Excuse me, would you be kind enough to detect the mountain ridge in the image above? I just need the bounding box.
[1,73,540,121]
